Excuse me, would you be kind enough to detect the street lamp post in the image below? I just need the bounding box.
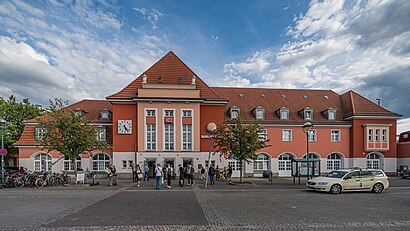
[0,118,8,186]
[205,122,217,189]
[302,122,313,180]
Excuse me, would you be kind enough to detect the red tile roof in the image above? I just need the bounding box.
[107,51,226,101]
[341,91,401,118]
[213,87,347,123]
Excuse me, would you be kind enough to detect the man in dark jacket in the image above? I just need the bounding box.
[178,164,185,187]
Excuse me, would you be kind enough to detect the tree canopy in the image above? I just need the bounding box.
[0,95,45,159]
[212,117,270,183]
[38,99,109,172]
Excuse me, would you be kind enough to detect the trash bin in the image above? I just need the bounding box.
[109,174,118,186]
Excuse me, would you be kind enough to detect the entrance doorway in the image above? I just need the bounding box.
[146,160,156,178]
[183,158,193,168]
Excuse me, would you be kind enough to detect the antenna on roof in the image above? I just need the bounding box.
[376,98,381,106]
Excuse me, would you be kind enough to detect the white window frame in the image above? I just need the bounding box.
[100,110,110,119]
[255,108,264,120]
[163,109,175,151]
[92,153,111,171]
[375,129,380,142]
[366,153,380,169]
[182,110,192,117]
[304,109,313,120]
[95,126,106,142]
[182,124,192,150]
[258,129,267,142]
[382,129,387,142]
[180,109,194,151]
[122,160,127,169]
[308,130,316,142]
[331,130,340,142]
[326,153,342,170]
[280,108,289,120]
[253,153,269,170]
[128,160,133,169]
[35,127,47,141]
[278,153,293,171]
[282,129,292,142]
[34,153,52,171]
[146,124,157,150]
[328,110,336,120]
[368,129,373,142]
[63,156,82,171]
[144,108,157,151]
[230,107,240,119]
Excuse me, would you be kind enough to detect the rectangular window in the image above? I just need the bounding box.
[146,110,156,116]
[165,110,174,117]
[382,129,387,142]
[375,129,380,141]
[182,124,192,150]
[95,127,106,141]
[328,111,336,120]
[146,124,156,150]
[280,110,289,120]
[122,160,127,169]
[304,110,313,120]
[308,130,316,142]
[182,110,192,117]
[128,160,133,169]
[258,129,267,142]
[164,124,174,150]
[331,130,340,142]
[35,127,46,141]
[256,109,264,120]
[231,109,239,119]
[368,129,373,142]
[282,130,292,142]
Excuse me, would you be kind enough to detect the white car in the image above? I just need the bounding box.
[306,169,389,194]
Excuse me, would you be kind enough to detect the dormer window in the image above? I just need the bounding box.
[100,109,111,119]
[35,127,47,141]
[74,108,85,117]
[278,107,289,120]
[253,107,265,120]
[230,106,240,119]
[303,108,313,120]
[322,108,336,120]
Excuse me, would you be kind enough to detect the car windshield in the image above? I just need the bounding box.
[327,171,349,178]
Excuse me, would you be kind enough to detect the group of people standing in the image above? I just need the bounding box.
[131,163,233,189]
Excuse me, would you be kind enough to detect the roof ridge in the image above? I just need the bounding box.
[212,86,335,92]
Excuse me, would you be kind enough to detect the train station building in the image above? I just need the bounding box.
[15,52,403,177]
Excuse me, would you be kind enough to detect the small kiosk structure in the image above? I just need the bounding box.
[291,158,321,184]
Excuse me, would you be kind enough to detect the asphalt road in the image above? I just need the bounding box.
[0,177,409,230]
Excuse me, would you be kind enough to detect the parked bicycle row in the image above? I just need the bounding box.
[0,170,71,189]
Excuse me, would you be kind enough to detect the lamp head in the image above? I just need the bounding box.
[0,118,8,129]
[302,122,313,133]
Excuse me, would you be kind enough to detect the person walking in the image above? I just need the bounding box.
[166,163,172,189]
[136,164,143,187]
[144,164,149,181]
[189,164,195,186]
[178,164,185,187]
[209,165,216,185]
[227,165,233,181]
[132,164,137,183]
[155,163,162,190]
[200,167,206,180]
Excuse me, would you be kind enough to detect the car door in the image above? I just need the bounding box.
[342,171,361,190]
[359,171,375,190]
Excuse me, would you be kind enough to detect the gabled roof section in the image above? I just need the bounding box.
[341,90,401,118]
[213,87,347,124]
[107,51,226,101]
[25,100,112,123]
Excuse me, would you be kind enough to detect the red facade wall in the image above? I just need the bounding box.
[200,105,225,152]
[398,143,410,158]
[112,103,138,152]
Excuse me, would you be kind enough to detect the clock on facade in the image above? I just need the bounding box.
[118,120,132,134]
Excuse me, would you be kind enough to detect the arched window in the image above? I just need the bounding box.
[92,153,111,171]
[253,153,269,170]
[327,153,343,170]
[278,153,294,171]
[367,153,381,169]
[34,153,52,171]
[303,153,319,159]
[64,156,82,171]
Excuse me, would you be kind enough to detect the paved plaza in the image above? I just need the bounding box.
[0,177,410,230]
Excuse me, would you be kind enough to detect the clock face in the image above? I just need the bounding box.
[118,120,132,134]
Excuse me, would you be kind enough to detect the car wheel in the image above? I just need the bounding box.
[372,183,384,194]
[330,184,342,194]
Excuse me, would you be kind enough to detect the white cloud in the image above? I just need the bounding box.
[134,7,164,30]
[398,118,410,135]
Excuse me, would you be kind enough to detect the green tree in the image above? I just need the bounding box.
[0,96,45,162]
[213,117,270,183]
[38,99,109,173]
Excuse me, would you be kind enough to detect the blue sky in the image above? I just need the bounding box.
[0,0,409,132]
